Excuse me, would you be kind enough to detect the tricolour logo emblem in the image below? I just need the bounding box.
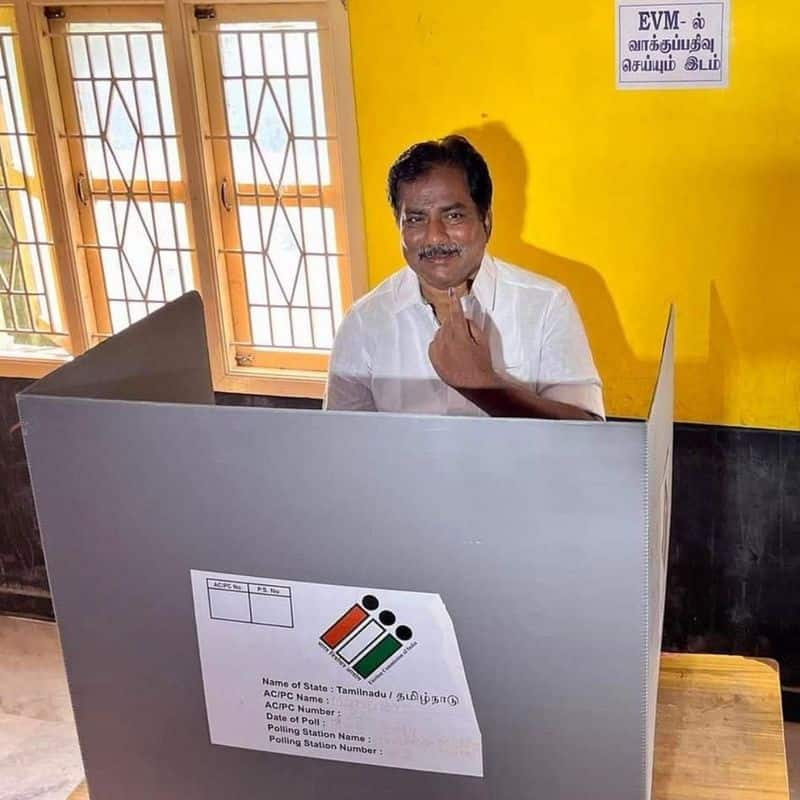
[320,594,414,681]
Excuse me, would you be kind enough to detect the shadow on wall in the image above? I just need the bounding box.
[452,122,733,422]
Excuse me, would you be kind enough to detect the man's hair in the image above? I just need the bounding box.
[387,135,493,221]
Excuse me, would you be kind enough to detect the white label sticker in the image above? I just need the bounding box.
[617,1,730,89]
[191,570,483,777]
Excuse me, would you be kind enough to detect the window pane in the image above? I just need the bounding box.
[0,13,66,358]
[63,21,193,335]
[208,20,342,354]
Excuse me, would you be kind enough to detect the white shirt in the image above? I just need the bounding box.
[324,254,605,418]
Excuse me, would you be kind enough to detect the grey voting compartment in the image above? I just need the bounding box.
[18,292,674,800]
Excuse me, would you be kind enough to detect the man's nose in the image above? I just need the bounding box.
[424,216,448,244]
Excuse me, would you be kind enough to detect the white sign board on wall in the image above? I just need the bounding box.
[617,1,730,89]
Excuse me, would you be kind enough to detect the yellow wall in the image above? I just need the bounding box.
[348,1,800,428]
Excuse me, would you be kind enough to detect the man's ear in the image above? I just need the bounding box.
[483,209,493,240]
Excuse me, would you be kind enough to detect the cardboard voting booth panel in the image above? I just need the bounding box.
[18,292,674,800]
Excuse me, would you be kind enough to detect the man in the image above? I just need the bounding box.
[324,135,604,420]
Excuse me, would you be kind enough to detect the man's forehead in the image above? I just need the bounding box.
[398,168,474,210]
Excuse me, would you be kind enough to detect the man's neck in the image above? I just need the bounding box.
[420,280,472,323]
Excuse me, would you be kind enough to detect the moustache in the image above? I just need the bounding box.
[419,244,464,260]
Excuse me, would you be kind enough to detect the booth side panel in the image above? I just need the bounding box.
[19,292,214,404]
[644,311,676,800]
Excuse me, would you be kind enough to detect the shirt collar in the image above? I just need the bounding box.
[394,252,498,313]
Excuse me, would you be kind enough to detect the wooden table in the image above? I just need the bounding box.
[67,653,789,800]
[653,653,789,799]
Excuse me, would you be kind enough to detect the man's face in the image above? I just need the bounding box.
[397,165,490,291]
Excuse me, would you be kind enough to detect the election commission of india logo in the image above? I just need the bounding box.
[319,594,415,681]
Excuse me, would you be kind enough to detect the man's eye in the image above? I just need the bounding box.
[405,216,423,225]
[446,212,464,221]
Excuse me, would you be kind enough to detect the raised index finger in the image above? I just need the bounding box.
[448,287,469,333]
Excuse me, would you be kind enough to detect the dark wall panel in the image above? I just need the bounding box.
[215,392,321,410]
[664,425,800,684]
[0,377,48,615]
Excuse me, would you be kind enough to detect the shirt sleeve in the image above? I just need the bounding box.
[323,308,377,412]
[537,288,606,420]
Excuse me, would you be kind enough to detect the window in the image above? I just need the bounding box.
[1,0,364,394]
[0,6,66,362]
[49,9,195,335]
[197,6,354,374]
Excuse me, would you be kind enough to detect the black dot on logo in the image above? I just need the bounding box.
[379,610,396,626]
[396,625,412,641]
[362,595,379,611]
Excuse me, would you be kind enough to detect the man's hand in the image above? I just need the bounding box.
[428,289,499,390]
[427,288,598,420]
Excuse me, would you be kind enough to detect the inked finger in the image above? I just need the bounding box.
[448,287,469,334]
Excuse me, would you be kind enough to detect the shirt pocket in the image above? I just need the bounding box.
[493,340,538,384]
[486,326,527,379]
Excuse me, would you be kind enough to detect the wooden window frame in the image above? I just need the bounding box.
[0,0,366,399]
[195,3,351,376]
[0,2,75,376]
[47,4,196,340]
[178,0,366,397]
